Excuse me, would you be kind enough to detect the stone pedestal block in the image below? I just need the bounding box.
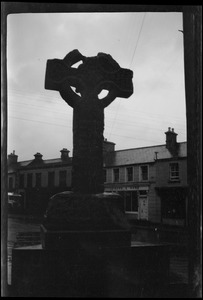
[41,225,131,249]
[11,244,170,297]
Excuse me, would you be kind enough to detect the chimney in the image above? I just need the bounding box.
[8,150,18,165]
[103,138,115,155]
[60,148,70,161]
[34,152,43,162]
[165,127,178,155]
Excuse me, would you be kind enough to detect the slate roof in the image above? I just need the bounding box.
[103,142,187,167]
[9,158,72,171]
[18,160,32,167]
[17,159,63,168]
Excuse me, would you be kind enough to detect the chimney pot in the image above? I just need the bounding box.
[8,151,18,165]
[103,139,115,154]
[165,128,178,155]
[34,153,43,161]
[60,148,70,161]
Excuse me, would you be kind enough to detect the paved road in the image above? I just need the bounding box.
[8,214,41,240]
[7,214,42,285]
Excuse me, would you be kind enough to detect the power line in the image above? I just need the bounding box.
[9,98,186,126]
[9,110,186,137]
[9,97,186,123]
[9,99,186,133]
[106,122,186,135]
[129,13,146,68]
[125,14,139,62]
[8,116,186,146]
[8,110,71,124]
[109,13,146,139]
[107,132,161,144]
[8,102,72,117]
[8,88,63,106]
[9,107,186,140]
[8,115,161,144]
[9,91,187,123]
[8,115,72,129]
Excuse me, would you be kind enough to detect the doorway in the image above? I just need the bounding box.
[139,196,148,220]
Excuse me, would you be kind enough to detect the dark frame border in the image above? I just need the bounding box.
[1,3,202,297]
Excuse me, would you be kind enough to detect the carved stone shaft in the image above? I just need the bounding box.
[45,50,133,194]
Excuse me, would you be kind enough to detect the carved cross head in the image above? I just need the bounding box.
[45,49,133,108]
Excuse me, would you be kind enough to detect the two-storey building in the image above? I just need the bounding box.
[8,128,187,225]
[8,148,72,214]
[103,128,187,226]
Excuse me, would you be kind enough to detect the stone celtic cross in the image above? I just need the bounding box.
[45,49,133,194]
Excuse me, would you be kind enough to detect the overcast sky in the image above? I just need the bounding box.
[7,12,186,161]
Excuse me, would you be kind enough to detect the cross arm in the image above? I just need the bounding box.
[99,68,134,108]
[44,58,81,108]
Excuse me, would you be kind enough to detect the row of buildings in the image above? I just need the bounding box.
[8,127,187,227]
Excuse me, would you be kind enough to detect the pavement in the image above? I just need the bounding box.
[7,214,41,285]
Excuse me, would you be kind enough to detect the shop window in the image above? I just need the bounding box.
[125,191,131,211]
[162,196,185,220]
[120,191,138,212]
[131,192,138,211]
[140,165,149,181]
[170,163,179,181]
[113,168,119,182]
[126,167,133,182]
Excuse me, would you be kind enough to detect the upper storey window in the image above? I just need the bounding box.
[140,165,149,181]
[170,163,179,181]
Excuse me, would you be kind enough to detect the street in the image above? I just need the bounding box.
[8,214,41,241]
[7,214,42,285]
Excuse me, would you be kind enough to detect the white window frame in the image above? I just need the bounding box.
[19,173,25,188]
[126,166,134,182]
[35,172,42,188]
[27,173,33,188]
[139,165,149,181]
[48,171,55,187]
[113,168,120,183]
[103,169,107,183]
[59,169,67,187]
[123,190,138,213]
[8,176,14,189]
[169,162,179,181]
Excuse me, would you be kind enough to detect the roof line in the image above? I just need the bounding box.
[114,141,187,153]
[18,159,32,163]
[15,141,187,163]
